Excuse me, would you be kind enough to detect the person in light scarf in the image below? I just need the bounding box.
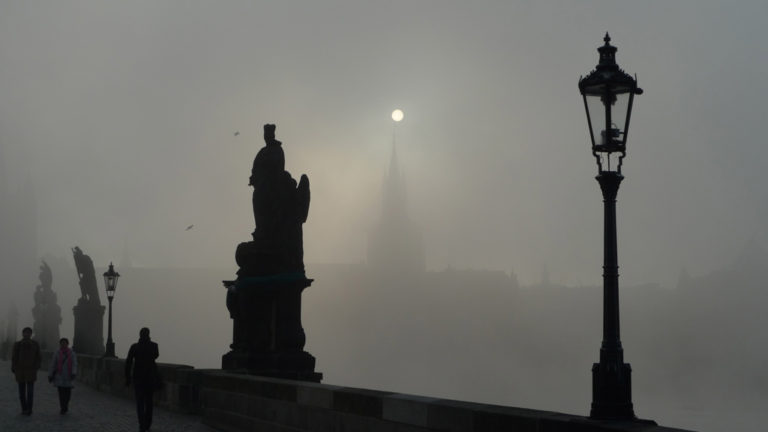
[48,337,77,414]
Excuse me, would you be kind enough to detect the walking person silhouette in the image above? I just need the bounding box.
[11,327,41,415]
[125,327,159,432]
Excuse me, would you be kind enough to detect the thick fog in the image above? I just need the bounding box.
[1,2,767,431]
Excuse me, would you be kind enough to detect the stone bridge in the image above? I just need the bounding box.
[2,353,694,432]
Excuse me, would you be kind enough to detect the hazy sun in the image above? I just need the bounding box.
[391,109,404,122]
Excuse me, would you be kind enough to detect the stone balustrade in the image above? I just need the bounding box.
[40,352,694,432]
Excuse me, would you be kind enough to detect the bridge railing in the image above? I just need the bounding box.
[39,352,694,432]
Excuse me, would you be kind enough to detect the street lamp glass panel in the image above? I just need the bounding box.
[105,281,116,299]
[583,90,632,150]
[583,93,604,148]
[607,91,631,148]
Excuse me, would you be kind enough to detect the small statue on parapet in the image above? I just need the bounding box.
[72,247,101,305]
[71,246,105,355]
[31,260,62,351]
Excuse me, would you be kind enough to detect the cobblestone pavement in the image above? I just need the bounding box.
[1,360,221,432]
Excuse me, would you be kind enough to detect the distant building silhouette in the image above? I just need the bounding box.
[0,142,38,317]
[367,142,425,274]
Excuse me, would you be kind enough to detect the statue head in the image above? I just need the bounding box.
[72,246,93,270]
[263,124,281,146]
[264,123,275,139]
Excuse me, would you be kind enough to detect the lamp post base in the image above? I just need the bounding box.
[590,361,634,419]
[103,341,116,358]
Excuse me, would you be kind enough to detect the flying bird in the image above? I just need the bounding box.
[234,131,240,137]
[185,225,194,231]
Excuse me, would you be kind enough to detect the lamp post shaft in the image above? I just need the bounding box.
[591,171,634,419]
[599,172,622,353]
[105,297,115,358]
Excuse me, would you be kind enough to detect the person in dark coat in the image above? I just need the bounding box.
[11,327,41,415]
[48,337,77,414]
[125,327,159,432]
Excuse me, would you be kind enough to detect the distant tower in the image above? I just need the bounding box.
[367,120,425,274]
[0,141,38,317]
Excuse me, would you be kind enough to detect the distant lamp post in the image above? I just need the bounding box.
[103,262,120,358]
[579,33,643,420]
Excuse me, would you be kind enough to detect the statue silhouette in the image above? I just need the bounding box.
[244,124,310,273]
[72,247,101,305]
[224,123,320,381]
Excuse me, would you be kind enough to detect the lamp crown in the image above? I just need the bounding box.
[579,34,640,96]
[597,32,618,68]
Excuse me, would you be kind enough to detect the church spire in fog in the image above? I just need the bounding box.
[381,140,407,223]
[367,133,425,273]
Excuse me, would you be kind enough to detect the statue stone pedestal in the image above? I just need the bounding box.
[72,300,105,356]
[32,304,61,351]
[222,274,322,382]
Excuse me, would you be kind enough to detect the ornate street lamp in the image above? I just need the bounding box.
[103,262,120,358]
[579,33,643,420]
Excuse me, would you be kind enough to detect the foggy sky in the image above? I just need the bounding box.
[2,0,767,289]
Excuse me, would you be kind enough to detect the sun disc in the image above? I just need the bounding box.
[391,109,404,122]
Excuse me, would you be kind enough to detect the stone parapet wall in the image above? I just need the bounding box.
[40,351,199,413]
[200,372,693,432]
[40,352,694,432]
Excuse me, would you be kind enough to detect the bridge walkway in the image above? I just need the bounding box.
[0,360,219,432]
